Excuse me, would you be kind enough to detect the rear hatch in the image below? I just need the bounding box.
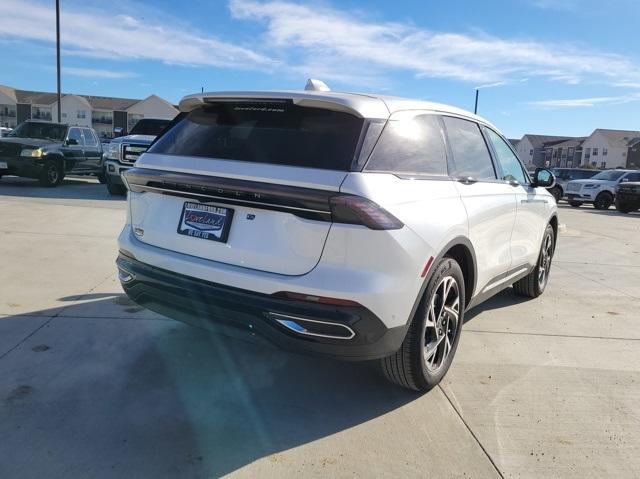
[126,98,376,276]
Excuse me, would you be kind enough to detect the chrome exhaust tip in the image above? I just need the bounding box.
[266,312,355,340]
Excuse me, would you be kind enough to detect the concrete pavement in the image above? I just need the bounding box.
[1,176,639,478]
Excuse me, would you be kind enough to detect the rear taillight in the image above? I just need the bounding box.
[330,195,403,230]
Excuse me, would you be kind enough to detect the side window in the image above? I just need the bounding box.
[624,172,640,182]
[67,128,84,146]
[485,128,527,184]
[82,129,98,147]
[365,114,448,175]
[442,116,496,180]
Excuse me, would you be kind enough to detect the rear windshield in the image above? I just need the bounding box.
[148,101,364,170]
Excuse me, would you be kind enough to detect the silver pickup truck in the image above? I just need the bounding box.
[103,118,172,195]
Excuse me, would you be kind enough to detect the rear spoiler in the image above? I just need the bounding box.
[178,91,390,119]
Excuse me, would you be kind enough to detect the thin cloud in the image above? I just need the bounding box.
[528,94,640,108]
[63,67,137,79]
[0,0,276,71]
[230,0,640,86]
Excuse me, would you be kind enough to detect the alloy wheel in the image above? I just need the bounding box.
[538,232,553,289]
[424,276,460,372]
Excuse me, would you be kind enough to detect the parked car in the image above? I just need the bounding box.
[0,127,13,137]
[549,168,601,203]
[116,84,558,392]
[103,118,172,195]
[615,181,640,213]
[0,120,104,186]
[566,169,640,209]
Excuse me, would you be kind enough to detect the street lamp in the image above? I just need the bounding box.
[56,0,61,123]
[474,88,479,114]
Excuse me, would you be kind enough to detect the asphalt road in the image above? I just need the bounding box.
[1,175,639,478]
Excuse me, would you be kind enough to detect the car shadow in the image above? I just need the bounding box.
[0,296,418,477]
[464,287,531,323]
[0,175,125,201]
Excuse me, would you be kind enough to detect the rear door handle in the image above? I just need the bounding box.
[457,176,477,185]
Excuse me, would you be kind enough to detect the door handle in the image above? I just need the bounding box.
[457,176,477,185]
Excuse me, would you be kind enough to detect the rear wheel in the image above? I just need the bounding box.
[39,159,64,187]
[513,224,555,298]
[106,173,126,195]
[569,201,582,208]
[594,192,613,210]
[381,257,464,392]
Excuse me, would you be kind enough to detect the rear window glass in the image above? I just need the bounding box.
[365,114,448,175]
[148,101,364,170]
[443,116,496,180]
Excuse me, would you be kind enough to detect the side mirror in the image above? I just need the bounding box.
[534,168,556,188]
[66,138,79,146]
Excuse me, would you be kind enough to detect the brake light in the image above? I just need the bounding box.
[272,291,362,307]
[330,195,403,230]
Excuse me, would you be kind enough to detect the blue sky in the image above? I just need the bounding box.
[1,0,639,138]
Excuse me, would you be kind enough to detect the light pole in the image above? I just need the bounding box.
[56,0,61,123]
[474,88,479,114]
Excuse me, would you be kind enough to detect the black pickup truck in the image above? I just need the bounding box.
[0,120,104,187]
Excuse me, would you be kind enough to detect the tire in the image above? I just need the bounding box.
[513,224,555,298]
[39,159,64,187]
[106,173,126,196]
[96,172,107,184]
[594,192,613,210]
[381,257,465,392]
[569,201,582,208]
[615,199,633,214]
[549,186,563,203]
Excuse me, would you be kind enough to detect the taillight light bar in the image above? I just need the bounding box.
[272,291,362,307]
[330,195,403,230]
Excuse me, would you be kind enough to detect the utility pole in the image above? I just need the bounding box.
[474,88,479,114]
[56,0,61,123]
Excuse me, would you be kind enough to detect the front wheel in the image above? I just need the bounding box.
[513,224,555,298]
[96,172,107,184]
[615,199,634,213]
[381,257,465,392]
[39,159,64,187]
[106,173,126,196]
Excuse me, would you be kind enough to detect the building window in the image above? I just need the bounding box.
[77,110,86,119]
[31,106,52,121]
[593,148,598,156]
[603,148,608,156]
[62,112,67,118]
[600,161,606,169]
[529,149,533,156]
[92,110,113,124]
[0,104,16,118]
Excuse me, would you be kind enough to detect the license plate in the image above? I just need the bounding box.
[177,202,233,243]
[0,161,7,169]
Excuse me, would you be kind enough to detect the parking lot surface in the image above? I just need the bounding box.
[1,176,639,478]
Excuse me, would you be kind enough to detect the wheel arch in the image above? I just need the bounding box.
[405,236,477,327]
[548,214,558,251]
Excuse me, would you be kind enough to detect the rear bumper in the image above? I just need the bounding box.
[117,254,408,361]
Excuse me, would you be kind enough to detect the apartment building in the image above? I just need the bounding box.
[0,84,178,138]
[515,134,574,168]
[580,129,640,170]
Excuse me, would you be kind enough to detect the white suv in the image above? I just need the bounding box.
[566,169,640,209]
[117,84,558,391]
